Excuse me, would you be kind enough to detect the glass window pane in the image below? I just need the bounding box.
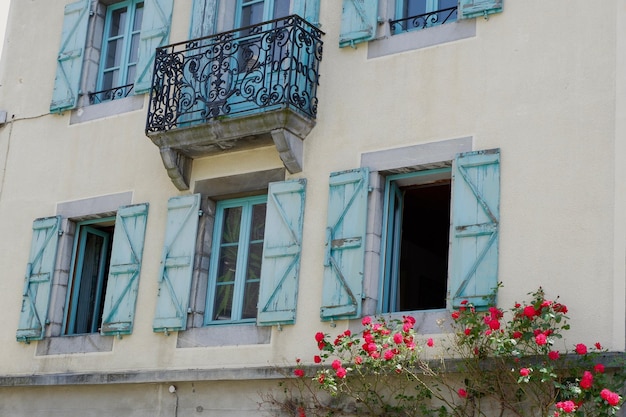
[213,283,234,320]
[133,3,144,31]
[241,281,259,319]
[246,242,264,280]
[404,0,426,17]
[250,203,266,241]
[129,33,140,64]
[241,3,264,27]
[109,8,127,37]
[273,0,290,19]
[105,38,123,69]
[102,70,119,90]
[221,207,242,244]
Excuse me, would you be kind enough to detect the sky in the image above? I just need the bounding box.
[0,0,9,59]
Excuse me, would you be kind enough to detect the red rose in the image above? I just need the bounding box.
[519,368,530,377]
[512,331,523,339]
[336,367,347,378]
[461,300,468,305]
[523,305,536,318]
[294,369,305,377]
[331,359,342,370]
[317,374,325,384]
[315,332,325,343]
[549,350,560,361]
[556,401,576,413]
[580,371,593,389]
[575,343,587,355]
[361,316,372,326]
[427,338,434,347]
[393,333,403,344]
[384,349,395,360]
[600,388,621,406]
[594,342,602,350]
[464,328,471,336]
[451,311,460,320]
[458,388,468,398]
[488,319,500,330]
[313,355,322,364]
[594,363,605,374]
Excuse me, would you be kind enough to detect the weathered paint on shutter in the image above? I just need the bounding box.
[134,0,174,94]
[100,203,149,336]
[339,0,379,48]
[16,216,62,342]
[293,0,321,25]
[257,179,306,326]
[320,168,369,320]
[153,194,201,333]
[50,0,90,113]
[458,0,502,20]
[189,0,219,39]
[449,149,500,308]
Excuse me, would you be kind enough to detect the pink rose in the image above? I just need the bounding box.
[331,359,342,370]
[393,333,403,344]
[384,349,395,360]
[519,368,530,377]
[600,388,621,406]
[361,316,372,326]
[556,400,576,413]
[354,356,363,365]
[336,367,347,378]
[535,333,547,346]
[580,371,593,389]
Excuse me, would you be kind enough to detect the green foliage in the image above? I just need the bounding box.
[261,287,625,417]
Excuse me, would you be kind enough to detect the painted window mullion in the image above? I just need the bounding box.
[231,202,253,321]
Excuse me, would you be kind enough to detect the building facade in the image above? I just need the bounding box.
[0,0,624,415]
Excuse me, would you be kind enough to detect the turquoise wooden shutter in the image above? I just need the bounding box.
[449,149,500,308]
[153,194,201,333]
[320,168,369,320]
[458,0,503,20]
[100,204,149,336]
[293,0,321,25]
[257,179,307,326]
[339,0,379,48]
[16,216,62,342]
[134,0,174,94]
[189,0,219,39]
[50,0,90,113]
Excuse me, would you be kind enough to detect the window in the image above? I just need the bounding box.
[17,202,149,343]
[319,147,501,322]
[391,0,458,35]
[91,0,144,103]
[65,218,115,334]
[152,177,307,334]
[206,196,267,324]
[50,0,173,113]
[236,0,291,28]
[381,169,451,312]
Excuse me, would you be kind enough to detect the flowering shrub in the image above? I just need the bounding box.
[261,288,625,417]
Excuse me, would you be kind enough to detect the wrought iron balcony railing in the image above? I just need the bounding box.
[390,7,457,35]
[88,84,134,104]
[146,15,324,134]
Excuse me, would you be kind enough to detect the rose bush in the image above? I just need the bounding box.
[262,288,625,417]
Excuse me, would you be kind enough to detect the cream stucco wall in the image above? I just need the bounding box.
[0,1,623,412]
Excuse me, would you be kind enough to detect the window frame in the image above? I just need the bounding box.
[392,0,458,35]
[379,167,452,314]
[94,0,144,102]
[64,217,115,335]
[205,194,268,325]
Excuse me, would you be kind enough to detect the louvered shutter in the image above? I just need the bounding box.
[189,0,218,39]
[153,194,201,333]
[458,0,503,20]
[100,204,149,336]
[50,0,90,113]
[257,179,307,326]
[449,149,500,308]
[339,0,379,48]
[16,216,62,342]
[320,168,369,320]
[293,0,321,25]
[134,0,174,94]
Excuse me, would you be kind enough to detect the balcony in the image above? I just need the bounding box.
[389,7,457,35]
[145,15,324,190]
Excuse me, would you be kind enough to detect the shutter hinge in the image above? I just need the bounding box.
[198,209,203,217]
[187,307,192,314]
[58,230,64,236]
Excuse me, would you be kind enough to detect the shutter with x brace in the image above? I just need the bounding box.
[449,149,500,308]
[339,0,379,48]
[153,194,201,333]
[320,168,369,320]
[257,179,307,326]
[100,203,149,336]
[16,216,62,342]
